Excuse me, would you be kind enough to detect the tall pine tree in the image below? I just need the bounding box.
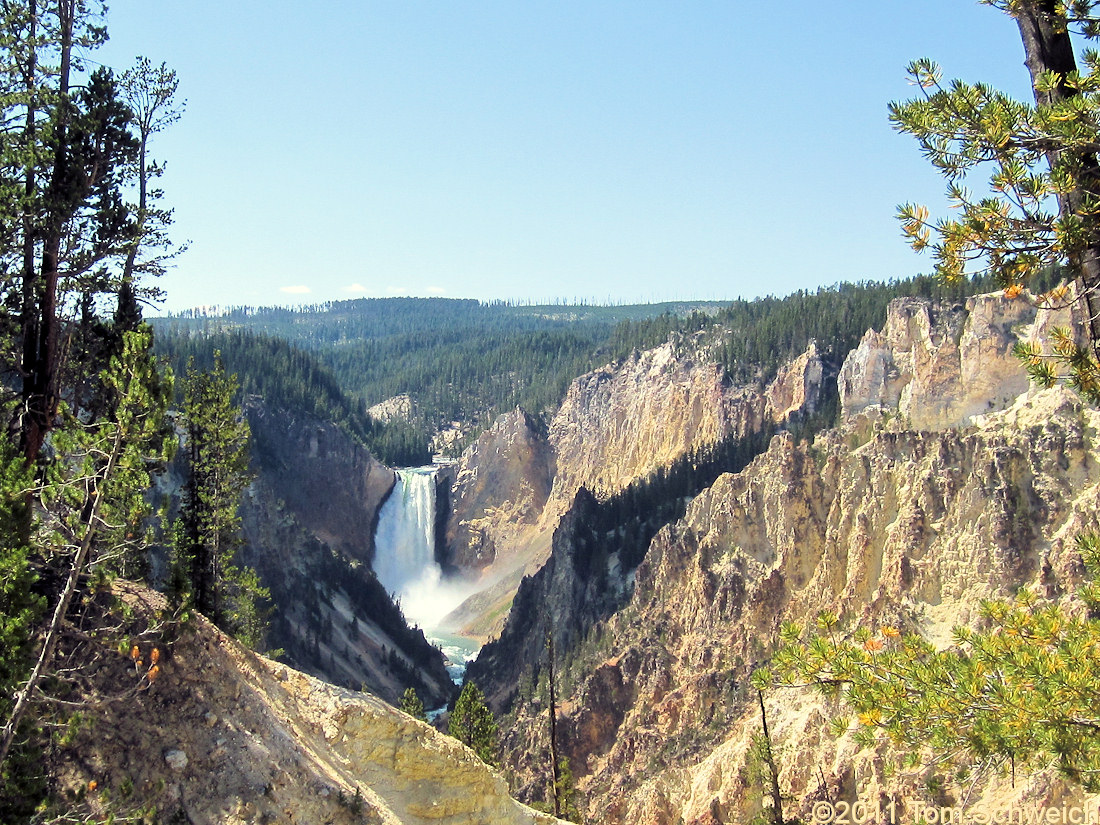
[172,353,268,648]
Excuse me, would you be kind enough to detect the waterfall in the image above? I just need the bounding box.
[372,467,474,633]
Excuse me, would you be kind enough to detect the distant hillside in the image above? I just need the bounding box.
[158,297,730,338]
[153,298,727,453]
[154,326,430,466]
[152,276,1062,459]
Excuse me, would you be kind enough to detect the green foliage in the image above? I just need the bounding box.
[760,535,1100,791]
[449,681,498,766]
[155,327,431,467]
[0,442,45,819]
[891,1,1100,401]
[892,33,1100,284]
[68,327,174,579]
[0,328,174,817]
[0,445,42,709]
[399,687,427,722]
[551,757,583,823]
[743,732,787,825]
[157,298,632,457]
[172,354,269,647]
[0,3,185,817]
[1016,324,1100,405]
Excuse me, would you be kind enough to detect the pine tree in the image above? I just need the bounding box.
[172,353,268,646]
[891,1,1100,398]
[400,687,427,722]
[552,756,583,824]
[0,3,142,466]
[755,533,1100,793]
[449,681,498,766]
[116,56,185,325]
[0,328,174,793]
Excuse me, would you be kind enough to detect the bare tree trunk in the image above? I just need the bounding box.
[1013,1,1100,356]
[757,689,784,825]
[547,631,561,818]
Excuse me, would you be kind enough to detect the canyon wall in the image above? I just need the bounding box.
[442,335,824,639]
[493,292,1100,822]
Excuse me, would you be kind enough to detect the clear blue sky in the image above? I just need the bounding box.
[94,1,1031,313]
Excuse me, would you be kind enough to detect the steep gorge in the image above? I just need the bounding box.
[96,289,1100,822]
[171,402,456,708]
[441,333,825,641]
[484,291,1100,821]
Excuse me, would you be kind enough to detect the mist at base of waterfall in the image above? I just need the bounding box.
[393,567,480,634]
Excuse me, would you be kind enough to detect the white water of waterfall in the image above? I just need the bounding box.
[372,467,477,636]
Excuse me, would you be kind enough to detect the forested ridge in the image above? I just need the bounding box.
[152,271,1062,466]
[155,327,432,466]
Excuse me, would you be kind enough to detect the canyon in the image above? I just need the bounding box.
[449,290,1100,820]
[62,288,1100,822]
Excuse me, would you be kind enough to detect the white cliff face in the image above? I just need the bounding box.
[765,340,824,422]
[442,408,554,573]
[838,291,1078,429]
[367,393,415,424]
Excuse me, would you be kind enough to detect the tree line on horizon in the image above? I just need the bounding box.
[151,269,1064,471]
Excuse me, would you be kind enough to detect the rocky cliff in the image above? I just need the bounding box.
[439,408,554,574]
[838,291,1078,429]
[543,339,775,510]
[441,336,824,639]
[490,292,1100,822]
[48,581,567,825]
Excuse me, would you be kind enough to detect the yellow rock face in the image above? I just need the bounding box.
[442,338,824,638]
[531,387,1100,824]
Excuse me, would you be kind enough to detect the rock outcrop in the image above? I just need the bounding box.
[545,341,772,509]
[491,293,1100,823]
[368,393,415,424]
[246,403,395,564]
[838,291,1078,429]
[766,339,825,422]
[50,582,566,825]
